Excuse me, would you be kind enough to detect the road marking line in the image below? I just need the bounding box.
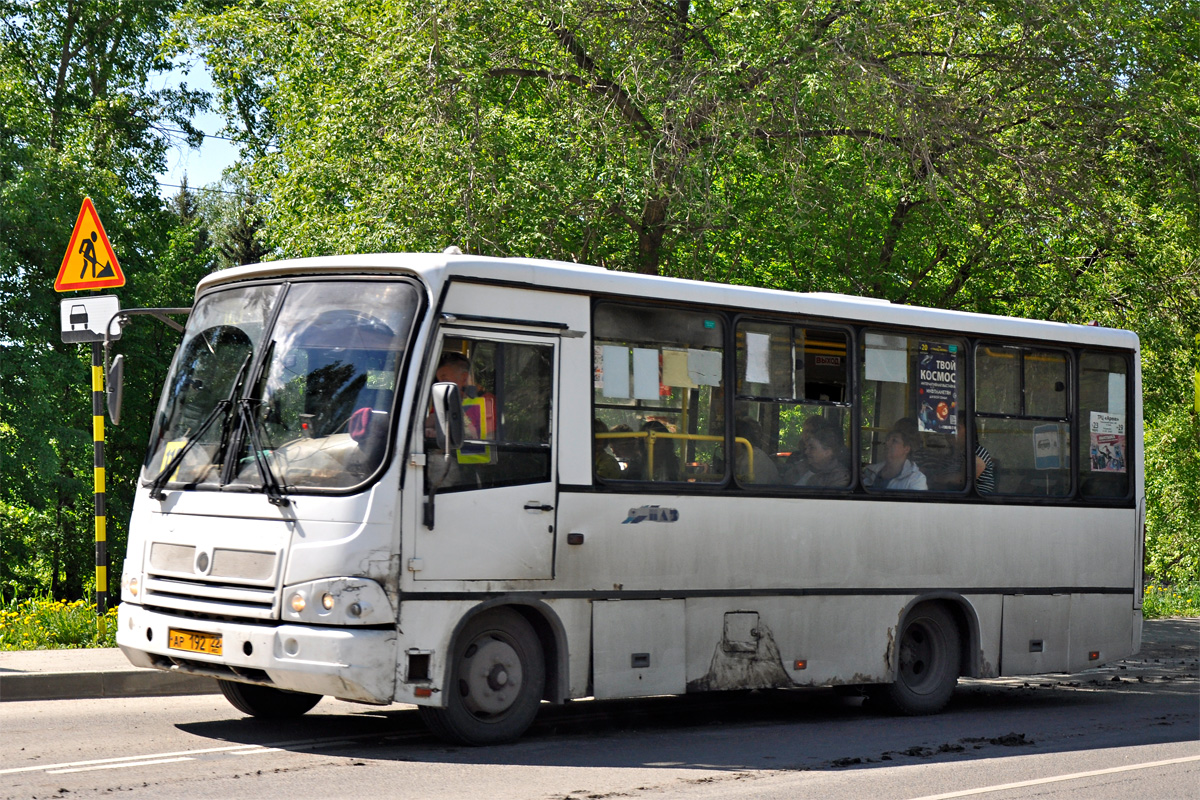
[0,732,379,776]
[906,754,1200,800]
[0,744,265,776]
[48,757,194,775]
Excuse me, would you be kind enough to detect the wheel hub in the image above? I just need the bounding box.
[460,637,523,716]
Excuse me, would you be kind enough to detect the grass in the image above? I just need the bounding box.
[0,595,118,650]
[1143,581,1200,619]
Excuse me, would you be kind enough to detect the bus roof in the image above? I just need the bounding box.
[196,253,1139,350]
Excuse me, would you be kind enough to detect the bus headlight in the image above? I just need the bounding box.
[119,559,141,603]
[281,577,392,625]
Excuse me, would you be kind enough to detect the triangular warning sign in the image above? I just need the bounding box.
[55,197,125,292]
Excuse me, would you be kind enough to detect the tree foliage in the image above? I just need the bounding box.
[0,0,211,599]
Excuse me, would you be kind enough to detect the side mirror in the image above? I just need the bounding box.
[430,382,464,451]
[106,354,125,426]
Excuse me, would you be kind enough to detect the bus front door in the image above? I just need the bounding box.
[414,330,559,581]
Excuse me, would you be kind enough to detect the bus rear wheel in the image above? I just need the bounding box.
[418,608,545,745]
[218,679,322,718]
[877,604,959,715]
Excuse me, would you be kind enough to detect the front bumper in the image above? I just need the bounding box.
[117,603,397,704]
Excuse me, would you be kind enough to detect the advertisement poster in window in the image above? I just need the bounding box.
[917,342,959,434]
[1089,412,1127,473]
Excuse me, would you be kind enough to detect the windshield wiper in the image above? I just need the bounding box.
[236,398,290,507]
[148,354,252,501]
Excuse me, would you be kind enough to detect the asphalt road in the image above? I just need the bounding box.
[2,619,1196,800]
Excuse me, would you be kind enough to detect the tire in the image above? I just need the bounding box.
[218,679,322,719]
[418,608,546,745]
[876,604,960,715]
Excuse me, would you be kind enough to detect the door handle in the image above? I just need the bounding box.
[523,502,554,512]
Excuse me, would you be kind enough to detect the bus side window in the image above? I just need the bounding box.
[1079,351,1130,499]
[735,321,851,488]
[859,333,967,493]
[975,345,1071,497]
[592,302,725,483]
[425,337,553,493]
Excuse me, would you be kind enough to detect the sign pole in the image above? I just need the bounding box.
[91,340,108,617]
[55,196,124,626]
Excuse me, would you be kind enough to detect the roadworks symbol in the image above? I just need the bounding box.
[54,197,125,291]
[622,505,680,524]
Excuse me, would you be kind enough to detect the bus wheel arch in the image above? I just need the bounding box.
[891,593,981,678]
[420,599,566,745]
[875,596,974,715]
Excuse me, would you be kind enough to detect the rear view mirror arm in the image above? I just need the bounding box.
[102,307,192,426]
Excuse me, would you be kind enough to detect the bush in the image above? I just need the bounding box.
[0,595,118,650]
[1142,582,1200,619]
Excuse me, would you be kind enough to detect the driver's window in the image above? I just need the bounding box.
[426,336,554,493]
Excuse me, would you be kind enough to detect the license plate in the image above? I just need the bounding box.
[167,628,223,656]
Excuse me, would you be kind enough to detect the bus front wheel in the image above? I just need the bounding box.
[418,608,546,745]
[218,679,322,718]
[877,604,959,715]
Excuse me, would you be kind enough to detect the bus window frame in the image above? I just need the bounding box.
[142,274,427,499]
[972,341,1076,501]
[731,313,856,494]
[1075,346,1136,504]
[590,298,733,490]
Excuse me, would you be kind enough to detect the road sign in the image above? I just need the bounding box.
[60,295,122,343]
[54,197,125,292]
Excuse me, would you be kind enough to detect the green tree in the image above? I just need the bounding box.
[0,0,208,600]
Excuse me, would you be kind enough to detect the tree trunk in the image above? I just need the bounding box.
[636,196,669,275]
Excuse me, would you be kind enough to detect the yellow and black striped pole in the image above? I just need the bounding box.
[91,341,108,616]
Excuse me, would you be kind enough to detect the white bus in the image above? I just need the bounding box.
[116,253,1143,744]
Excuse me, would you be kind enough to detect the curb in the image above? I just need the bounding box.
[0,669,217,702]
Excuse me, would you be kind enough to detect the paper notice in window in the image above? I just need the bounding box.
[633,347,662,400]
[601,346,630,398]
[633,348,661,400]
[662,349,695,388]
[745,332,771,385]
[1108,373,1126,415]
[688,349,722,387]
[865,346,907,384]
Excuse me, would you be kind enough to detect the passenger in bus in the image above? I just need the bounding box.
[641,420,681,481]
[794,426,851,488]
[608,424,643,478]
[593,419,623,480]
[434,351,495,440]
[862,426,927,490]
[734,416,781,484]
[915,424,996,494]
[781,414,829,482]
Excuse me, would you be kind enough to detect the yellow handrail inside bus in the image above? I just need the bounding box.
[595,432,755,481]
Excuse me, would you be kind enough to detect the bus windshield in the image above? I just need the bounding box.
[143,280,420,493]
